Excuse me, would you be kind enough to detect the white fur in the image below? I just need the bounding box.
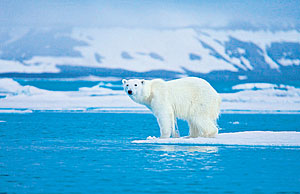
[122,77,221,138]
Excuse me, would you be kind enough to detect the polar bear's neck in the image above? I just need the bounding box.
[137,81,153,107]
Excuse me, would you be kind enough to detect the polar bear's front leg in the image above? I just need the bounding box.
[151,100,174,138]
[155,111,173,138]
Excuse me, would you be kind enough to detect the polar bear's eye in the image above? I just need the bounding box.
[134,84,137,87]
[126,84,129,87]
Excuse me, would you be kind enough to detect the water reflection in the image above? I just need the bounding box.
[154,145,218,153]
[144,145,221,172]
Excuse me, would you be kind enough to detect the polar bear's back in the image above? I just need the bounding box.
[166,77,218,98]
[167,77,214,90]
[166,77,221,120]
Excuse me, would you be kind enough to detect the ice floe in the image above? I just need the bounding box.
[132,131,300,147]
[221,83,300,112]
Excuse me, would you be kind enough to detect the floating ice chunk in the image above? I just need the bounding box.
[133,131,300,147]
[232,83,278,90]
[0,109,33,113]
[230,121,240,125]
[0,78,47,96]
[0,78,24,93]
[146,136,157,140]
[79,84,123,95]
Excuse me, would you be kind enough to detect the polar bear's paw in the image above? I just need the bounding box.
[146,136,157,140]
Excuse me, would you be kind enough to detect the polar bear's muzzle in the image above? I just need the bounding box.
[128,90,133,95]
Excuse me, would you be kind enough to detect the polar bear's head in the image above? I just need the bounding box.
[122,79,146,103]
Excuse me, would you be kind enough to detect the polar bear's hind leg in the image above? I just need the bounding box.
[187,121,199,138]
[189,117,218,138]
[171,116,180,138]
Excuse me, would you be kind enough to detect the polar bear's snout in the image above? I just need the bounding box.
[128,90,133,95]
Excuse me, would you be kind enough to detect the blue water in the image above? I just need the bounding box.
[0,113,300,193]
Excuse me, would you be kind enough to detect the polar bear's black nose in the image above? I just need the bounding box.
[128,90,132,95]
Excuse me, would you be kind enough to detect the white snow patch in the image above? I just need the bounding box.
[264,54,280,69]
[230,57,247,70]
[237,48,245,54]
[133,131,300,147]
[203,30,300,50]
[202,29,300,69]
[238,75,247,80]
[278,58,300,66]
[0,59,60,73]
[240,56,253,70]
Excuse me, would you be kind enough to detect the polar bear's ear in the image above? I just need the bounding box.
[141,79,145,85]
[122,79,127,84]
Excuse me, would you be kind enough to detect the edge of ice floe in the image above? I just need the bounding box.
[132,131,300,147]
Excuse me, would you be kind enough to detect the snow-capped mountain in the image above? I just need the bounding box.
[0,27,299,82]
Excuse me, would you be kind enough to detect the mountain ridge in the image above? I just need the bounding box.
[0,27,299,82]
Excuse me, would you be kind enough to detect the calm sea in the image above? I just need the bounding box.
[0,113,300,193]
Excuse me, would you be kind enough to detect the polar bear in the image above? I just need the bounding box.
[122,77,221,138]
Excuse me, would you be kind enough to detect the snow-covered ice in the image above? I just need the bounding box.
[0,78,143,111]
[0,79,299,113]
[221,83,300,112]
[133,131,300,147]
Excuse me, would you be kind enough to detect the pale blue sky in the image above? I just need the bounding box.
[0,0,299,28]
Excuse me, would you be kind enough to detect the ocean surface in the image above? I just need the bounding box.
[1,113,300,193]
